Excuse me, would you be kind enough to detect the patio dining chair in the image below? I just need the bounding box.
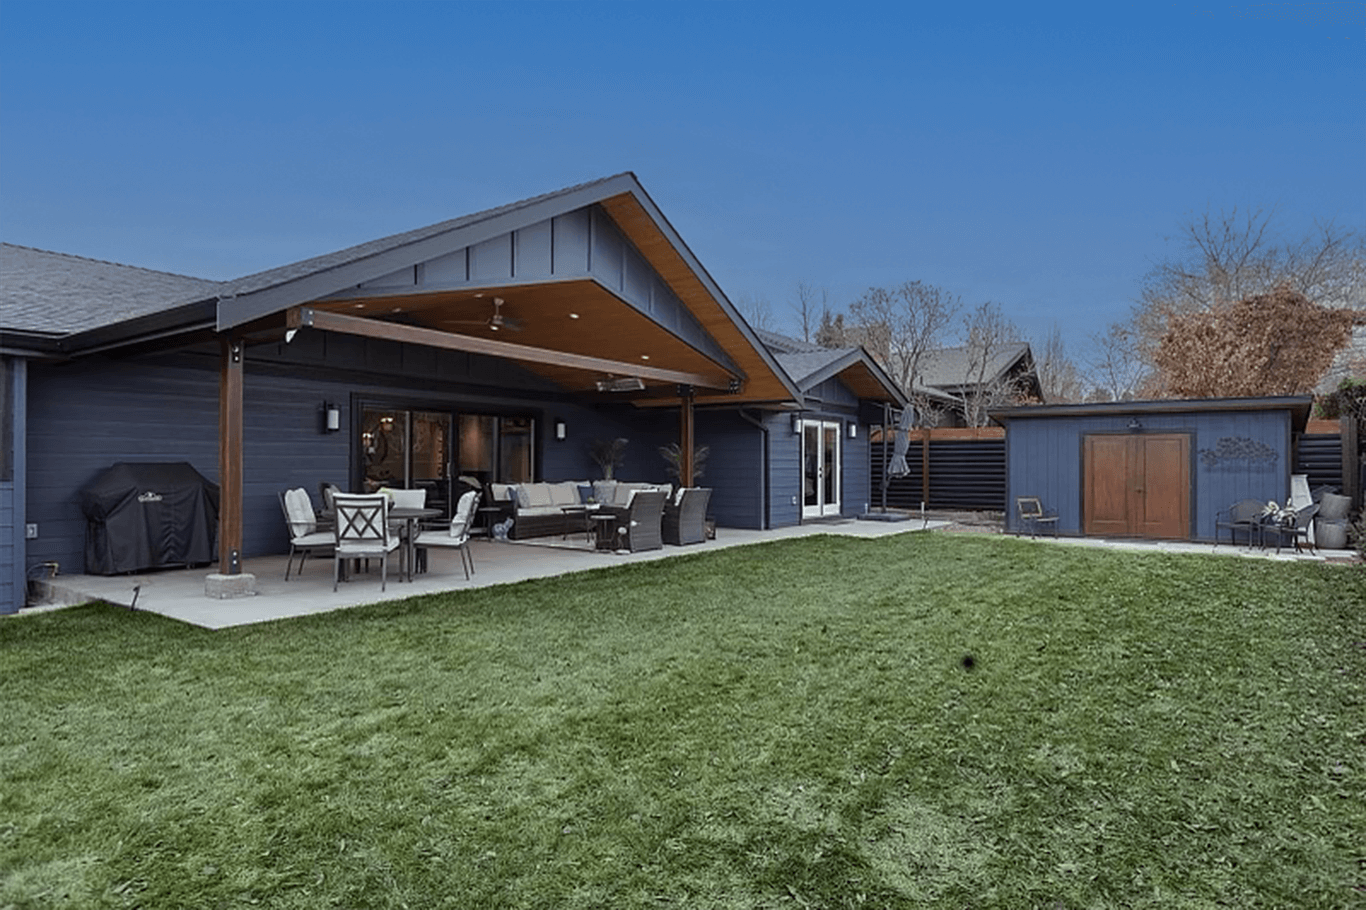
[332,493,400,592]
[414,490,479,579]
[1015,496,1059,538]
[280,488,333,580]
[663,487,712,545]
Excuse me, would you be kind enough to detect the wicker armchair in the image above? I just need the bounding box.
[663,487,712,545]
[604,490,666,552]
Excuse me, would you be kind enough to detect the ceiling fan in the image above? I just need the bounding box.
[443,297,524,332]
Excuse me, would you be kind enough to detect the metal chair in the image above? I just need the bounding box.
[332,493,400,592]
[1214,499,1267,548]
[280,488,333,580]
[1262,503,1319,554]
[1015,496,1059,538]
[414,490,479,579]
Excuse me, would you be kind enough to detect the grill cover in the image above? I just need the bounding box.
[80,462,220,575]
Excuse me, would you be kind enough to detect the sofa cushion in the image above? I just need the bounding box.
[548,482,580,506]
[522,483,554,508]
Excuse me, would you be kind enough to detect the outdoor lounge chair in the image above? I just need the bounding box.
[1214,499,1267,548]
[280,488,333,580]
[1262,502,1319,554]
[605,489,666,552]
[662,487,712,545]
[1015,496,1059,538]
[332,493,401,592]
[414,490,479,579]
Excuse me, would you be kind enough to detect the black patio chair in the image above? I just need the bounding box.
[1262,503,1319,555]
[1214,499,1267,548]
[663,487,712,545]
[1015,496,1059,538]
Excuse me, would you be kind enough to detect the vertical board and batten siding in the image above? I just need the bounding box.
[354,204,735,375]
[1003,409,1291,540]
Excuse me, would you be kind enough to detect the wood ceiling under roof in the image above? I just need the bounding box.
[312,191,813,407]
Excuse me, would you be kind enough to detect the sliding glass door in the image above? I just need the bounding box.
[360,405,534,515]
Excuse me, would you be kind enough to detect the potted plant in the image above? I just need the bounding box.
[589,437,629,480]
[658,442,709,483]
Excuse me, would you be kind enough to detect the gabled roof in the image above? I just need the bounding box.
[917,342,1034,391]
[1,174,806,406]
[990,395,1314,432]
[758,329,906,406]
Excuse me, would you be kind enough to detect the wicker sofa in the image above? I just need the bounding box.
[487,480,673,541]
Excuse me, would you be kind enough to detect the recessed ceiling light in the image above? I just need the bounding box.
[569,313,580,319]
[640,354,650,360]
[354,303,366,309]
[391,307,402,313]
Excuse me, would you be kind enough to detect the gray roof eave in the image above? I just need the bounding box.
[796,348,907,407]
[59,298,219,356]
[990,395,1315,431]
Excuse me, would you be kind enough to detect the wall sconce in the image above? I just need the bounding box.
[848,422,857,439]
[791,414,802,435]
[323,402,341,433]
[554,419,567,441]
[1127,417,1143,431]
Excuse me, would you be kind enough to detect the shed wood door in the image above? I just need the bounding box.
[1084,434,1190,539]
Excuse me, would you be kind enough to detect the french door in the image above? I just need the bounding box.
[801,419,842,519]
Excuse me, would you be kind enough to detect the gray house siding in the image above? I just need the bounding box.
[767,412,801,528]
[1,356,23,613]
[697,411,765,530]
[0,482,15,614]
[1003,408,1293,541]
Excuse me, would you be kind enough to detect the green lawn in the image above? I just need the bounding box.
[2,534,1363,909]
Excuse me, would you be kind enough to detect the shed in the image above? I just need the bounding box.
[990,396,1314,541]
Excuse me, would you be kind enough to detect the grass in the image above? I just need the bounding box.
[2,533,1363,909]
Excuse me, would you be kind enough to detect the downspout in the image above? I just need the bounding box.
[739,409,770,530]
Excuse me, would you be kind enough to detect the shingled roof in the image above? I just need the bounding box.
[1,243,222,337]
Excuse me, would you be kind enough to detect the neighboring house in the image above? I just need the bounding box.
[913,342,1042,427]
[0,173,905,613]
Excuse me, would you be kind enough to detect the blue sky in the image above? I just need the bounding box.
[1,1,1361,358]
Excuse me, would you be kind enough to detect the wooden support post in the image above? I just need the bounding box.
[219,337,244,574]
[679,385,695,487]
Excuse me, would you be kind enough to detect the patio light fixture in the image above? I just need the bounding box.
[323,402,341,433]
[848,422,857,439]
[1128,417,1143,431]
[554,419,567,441]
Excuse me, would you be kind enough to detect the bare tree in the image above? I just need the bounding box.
[1083,322,1150,401]
[1034,323,1084,404]
[846,281,960,395]
[791,281,828,343]
[957,301,1023,427]
[735,292,775,332]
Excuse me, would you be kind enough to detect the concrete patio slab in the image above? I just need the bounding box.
[20,518,951,629]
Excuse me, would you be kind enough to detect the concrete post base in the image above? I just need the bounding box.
[205,573,257,599]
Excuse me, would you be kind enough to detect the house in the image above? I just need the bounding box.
[0,173,905,613]
[990,396,1314,541]
[913,342,1042,427]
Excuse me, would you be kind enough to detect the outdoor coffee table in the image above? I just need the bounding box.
[591,513,619,551]
[560,505,599,546]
